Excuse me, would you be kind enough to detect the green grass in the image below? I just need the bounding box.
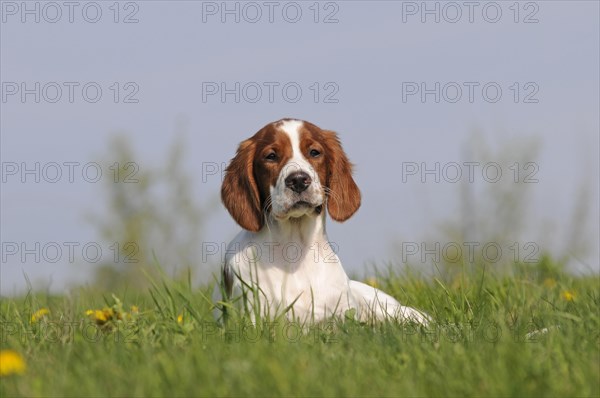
[1,259,598,397]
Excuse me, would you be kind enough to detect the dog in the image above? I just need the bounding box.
[219,118,429,325]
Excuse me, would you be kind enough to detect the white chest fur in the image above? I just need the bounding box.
[224,219,357,322]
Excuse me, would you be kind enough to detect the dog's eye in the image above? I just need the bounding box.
[265,152,278,161]
[309,149,321,158]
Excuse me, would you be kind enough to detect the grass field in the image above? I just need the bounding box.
[1,258,598,397]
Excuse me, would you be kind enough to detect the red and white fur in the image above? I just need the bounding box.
[219,119,429,325]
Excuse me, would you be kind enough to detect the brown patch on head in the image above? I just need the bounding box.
[221,122,292,231]
[297,122,328,190]
[252,124,293,210]
[299,121,361,222]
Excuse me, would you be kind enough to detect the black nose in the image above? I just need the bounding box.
[285,172,312,193]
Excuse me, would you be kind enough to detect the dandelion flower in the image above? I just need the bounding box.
[0,350,26,377]
[86,308,114,324]
[177,314,183,324]
[30,308,50,323]
[561,290,575,301]
[95,310,109,323]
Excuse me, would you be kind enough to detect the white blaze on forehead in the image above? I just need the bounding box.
[279,119,303,158]
[278,119,313,175]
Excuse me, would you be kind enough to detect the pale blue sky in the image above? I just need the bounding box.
[1,1,599,293]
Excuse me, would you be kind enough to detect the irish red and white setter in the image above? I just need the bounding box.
[219,118,429,325]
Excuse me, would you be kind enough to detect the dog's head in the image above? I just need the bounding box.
[221,119,361,232]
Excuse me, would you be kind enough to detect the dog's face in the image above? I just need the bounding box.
[221,119,361,232]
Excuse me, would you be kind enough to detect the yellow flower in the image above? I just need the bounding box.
[130,305,139,314]
[96,310,109,323]
[561,290,575,301]
[0,350,26,377]
[86,308,114,324]
[177,314,183,324]
[30,308,50,323]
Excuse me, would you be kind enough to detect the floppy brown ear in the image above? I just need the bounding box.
[322,130,361,221]
[221,139,264,232]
